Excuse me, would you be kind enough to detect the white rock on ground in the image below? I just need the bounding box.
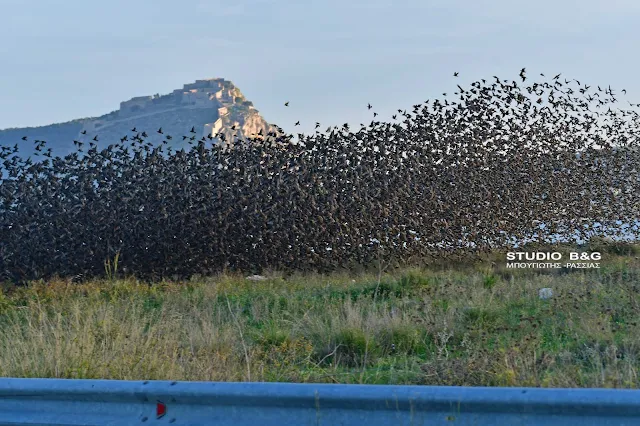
[538,288,553,299]
[246,274,268,281]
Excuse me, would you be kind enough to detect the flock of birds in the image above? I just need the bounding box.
[1,69,640,283]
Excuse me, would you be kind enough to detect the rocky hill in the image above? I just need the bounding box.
[0,78,280,157]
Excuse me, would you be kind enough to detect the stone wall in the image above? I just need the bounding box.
[181,90,214,107]
[119,96,154,117]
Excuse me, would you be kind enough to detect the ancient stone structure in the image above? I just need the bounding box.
[0,78,279,157]
[77,78,277,147]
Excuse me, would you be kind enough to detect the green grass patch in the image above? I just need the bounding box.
[1,247,640,386]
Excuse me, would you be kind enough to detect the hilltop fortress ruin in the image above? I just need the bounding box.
[0,78,282,157]
[77,78,279,149]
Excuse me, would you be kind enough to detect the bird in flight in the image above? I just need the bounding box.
[295,121,300,126]
[453,72,459,77]
[367,103,372,110]
[284,101,289,107]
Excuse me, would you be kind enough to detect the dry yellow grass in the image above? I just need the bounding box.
[1,243,640,387]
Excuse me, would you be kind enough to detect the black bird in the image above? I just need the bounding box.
[295,121,300,126]
[131,127,137,132]
[284,102,289,107]
[81,130,87,135]
[93,135,99,141]
[368,103,372,110]
[453,72,459,77]
[157,127,163,134]
[21,136,27,141]
[190,126,196,133]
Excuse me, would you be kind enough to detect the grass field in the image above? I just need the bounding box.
[1,240,640,387]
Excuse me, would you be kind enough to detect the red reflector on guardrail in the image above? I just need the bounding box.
[157,400,166,418]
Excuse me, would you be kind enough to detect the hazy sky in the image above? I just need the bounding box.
[1,0,639,135]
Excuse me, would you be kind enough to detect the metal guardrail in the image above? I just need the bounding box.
[0,379,640,425]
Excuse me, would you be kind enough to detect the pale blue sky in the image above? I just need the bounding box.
[1,0,639,135]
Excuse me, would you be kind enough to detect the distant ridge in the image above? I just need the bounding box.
[0,78,280,156]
